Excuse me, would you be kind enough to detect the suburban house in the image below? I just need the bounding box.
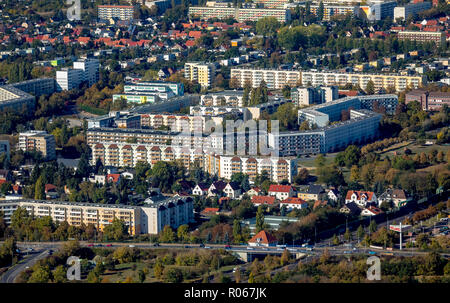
[340,202,362,216]
[192,183,209,196]
[280,197,307,210]
[378,189,409,207]
[223,182,241,199]
[208,180,227,197]
[251,195,276,206]
[246,187,261,197]
[268,185,295,201]
[361,206,384,216]
[248,230,278,247]
[297,185,324,201]
[106,173,121,183]
[345,190,377,207]
[327,188,340,202]
[45,184,59,199]
[177,180,195,195]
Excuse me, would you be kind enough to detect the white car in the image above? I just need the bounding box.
[128,245,135,248]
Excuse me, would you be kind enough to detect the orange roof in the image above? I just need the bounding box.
[281,197,306,205]
[268,185,293,193]
[346,190,375,201]
[248,230,277,245]
[107,174,121,183]
[251,195,275,205]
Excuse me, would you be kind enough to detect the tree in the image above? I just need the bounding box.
[344,228,352,242]
[164,267,183,283]
[294,168,309,185]
[160,225,176,243]
[255,206,265,233]
[34,175,45,200]
[280,249,291,266]
[332,234,340,246]
[103,218,128,241]
[232,219,242,244]
[138,269,146,283]
[369,220,377,234]
[365,80,375,95]
[357,225,365,241]
[177,224,189,243]
[154,262,164,280]
[52,265,67,283]
[317,1,324,20]
[28,265,51,283]
[314,154,326,167]
[255,17,281,36]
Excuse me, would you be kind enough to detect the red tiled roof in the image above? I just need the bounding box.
[281,197,306,205]
[107,174,121,183]
[45,184,57,192]
[248,230,277,245]
[201,207,219,214]
[268,185,292,193]
[346,190,375,201]
[251,195,275,205]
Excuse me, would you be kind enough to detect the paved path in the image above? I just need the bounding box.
[0,250,50,283]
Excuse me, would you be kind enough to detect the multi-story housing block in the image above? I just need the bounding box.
[18,131,56,160]
[397,30,446,46]
[230,67,301,90]
[184,62,216,88]
[98,5,135,20]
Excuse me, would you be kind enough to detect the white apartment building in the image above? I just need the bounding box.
[73,58,100,87]
[0,197,194,235]
[230,68,301,90]
[98,5,135,21]
[184,62,216,88]
[56,58,99,91]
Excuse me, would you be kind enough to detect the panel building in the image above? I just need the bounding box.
[0,196,194,236]
[18,131,56,160]
[184,62,216,88]
[98,5,136,21]
[394,1,432,21]
[230,67,301,90]
[0,85,36,113]
[397,30,446,46]
[56,58,100,91]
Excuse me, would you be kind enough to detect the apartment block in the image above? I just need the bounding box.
[98,5,135,21]
[140,113,216,132]
[300,70,425,92]
[397,30,446,46]
[361,1,397,21]
[184,62,216,88]
[124,81,184,96]
[210,154,298,183]
[56,58,100,91]
[394,1,432,20]
[230,68,301,90]
[291,86,339,107]
[0,196,194,235]
[188,5,291,23]
[18,131,56,160]
[201,90,244,107]
[11,78,56,97]
[0,85,36,113]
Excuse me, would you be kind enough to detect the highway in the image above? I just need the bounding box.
[0,250,50,283]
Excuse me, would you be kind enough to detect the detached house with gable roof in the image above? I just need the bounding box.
[280,197,307,210]
[268,185,295,201]
[192,183,209,196]
[248,230,278,247]
[345,190,377,207]
[223,182,241,199]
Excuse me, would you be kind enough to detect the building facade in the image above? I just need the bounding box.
[230,68,301,90]
[18,131,56,160]
[184,62,216,88]
[394,1,432,20]
[397,30,446,46]
[98,5,135,20]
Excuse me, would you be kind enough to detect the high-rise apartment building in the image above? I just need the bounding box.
[184,62,216,88]
[18,131,56,160]
[56,58,100,91]
[98,5,135,21]
[394,1,432,20]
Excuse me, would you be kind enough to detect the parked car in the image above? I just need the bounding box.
[87,244,94,247]
[106,244,112,247]
[129,245,135,248]
[225,245,231,249]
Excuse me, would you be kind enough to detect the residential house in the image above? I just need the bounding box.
[280,197,307,210]
[345,190,377,207]
[208,180,227,197]
[45,184,59,199]
[106,174,121,183]
[192,183,209,196]
[327,188,340,202]
[378,189,409,207]
[248,230,278,247]
[177,180,195,195]
[246,187,261,198]
[361,206,383,216]
[297,185,324,201]
[223,182,241,199]
[339,202,362,216]
[268,185,295,201]
[251,195,276,207]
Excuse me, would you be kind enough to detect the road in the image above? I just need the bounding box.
[0,250,50,283]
